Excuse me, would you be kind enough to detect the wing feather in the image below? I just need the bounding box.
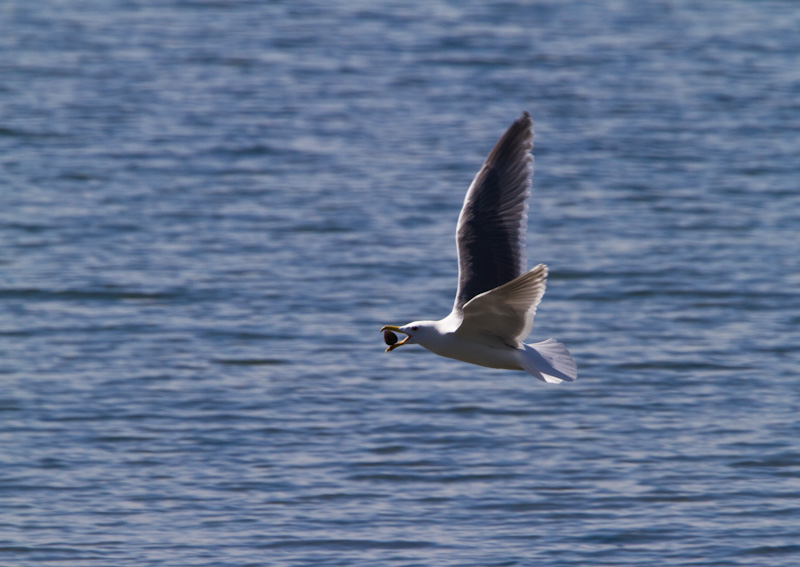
[456,264,548,347]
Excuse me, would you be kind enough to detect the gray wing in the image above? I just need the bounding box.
[453,111,534,311]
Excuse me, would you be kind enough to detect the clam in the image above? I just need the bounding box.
[383,329,398,346]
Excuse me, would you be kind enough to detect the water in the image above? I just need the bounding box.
[2,1,799,565]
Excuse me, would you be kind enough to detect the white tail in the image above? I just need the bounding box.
[517,339,577,383]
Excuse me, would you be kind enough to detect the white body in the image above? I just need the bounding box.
[396,266,578,384]
[419,322,522,371]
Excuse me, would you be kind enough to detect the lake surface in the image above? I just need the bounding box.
[2,1,799,565]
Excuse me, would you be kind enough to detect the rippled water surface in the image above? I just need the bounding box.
[2,1,800,565]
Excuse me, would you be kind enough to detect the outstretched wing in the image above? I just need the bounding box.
[453,112,533,311]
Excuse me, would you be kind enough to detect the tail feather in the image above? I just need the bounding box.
[518,339,577,383]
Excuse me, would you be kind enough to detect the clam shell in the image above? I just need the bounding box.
[383,329,398,345]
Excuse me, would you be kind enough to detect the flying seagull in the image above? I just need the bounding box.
[381,112,577,383]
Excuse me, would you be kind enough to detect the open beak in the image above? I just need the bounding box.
[381,325,410,352]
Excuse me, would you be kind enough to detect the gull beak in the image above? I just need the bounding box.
[381,325,410,352]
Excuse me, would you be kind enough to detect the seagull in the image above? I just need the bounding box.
[381,112,577,383]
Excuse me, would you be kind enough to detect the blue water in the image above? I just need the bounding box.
[2,1,800,565]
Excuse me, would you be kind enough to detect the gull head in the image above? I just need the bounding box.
[380,322,436,352]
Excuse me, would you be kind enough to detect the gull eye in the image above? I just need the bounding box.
[411,326,419,331]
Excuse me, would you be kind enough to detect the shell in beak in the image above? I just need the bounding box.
[380,325,410,352]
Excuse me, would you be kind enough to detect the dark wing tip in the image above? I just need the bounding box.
[483,112,533,166]
[515,110,532,133]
